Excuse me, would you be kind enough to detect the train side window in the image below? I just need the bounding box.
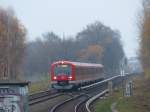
[76,67,81,75]
[76,67,78,75]
[85,67,89,75]
[81,67,84,75]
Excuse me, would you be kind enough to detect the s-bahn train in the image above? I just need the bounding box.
[51,61,104,90]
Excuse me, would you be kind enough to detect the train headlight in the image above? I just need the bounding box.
[69,76,72,79]
[54,76,57,79]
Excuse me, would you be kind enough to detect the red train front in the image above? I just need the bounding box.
[51,61,75,89]
[51,61,104,90]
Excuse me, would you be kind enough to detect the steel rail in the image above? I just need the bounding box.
[75,98,88,112]
[49,75,125,112]
[86,89,108,112]
[29,93,63,105]
[49,93,88,112]
[80,75,121,89]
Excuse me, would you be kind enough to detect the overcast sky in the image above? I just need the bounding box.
[0,0,142,57]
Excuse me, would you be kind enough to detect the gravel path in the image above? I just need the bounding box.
[111,102,118,112]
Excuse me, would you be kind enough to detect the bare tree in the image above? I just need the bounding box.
[23,22,124,77]
[0,7,26,80]
[139,0,150,78]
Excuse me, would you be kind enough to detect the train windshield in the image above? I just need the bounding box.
[54,64,72,76]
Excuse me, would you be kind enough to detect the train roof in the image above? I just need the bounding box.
[52,61,103,68]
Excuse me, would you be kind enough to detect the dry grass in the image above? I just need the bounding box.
[95,74,150,112]
[29,80,50,94]
[117,75,150,112]
[28,73,50,94]
[131,76,150,112]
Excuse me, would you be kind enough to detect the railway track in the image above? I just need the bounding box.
[29,90,78,112]
[75,97,88,112]
[29,75,126,112]
[50,94,88,112]
[48,75,124,112]
[29,93,63,105]
[29,90,57,101]
[85,90,108,112]
[49,82,108,112]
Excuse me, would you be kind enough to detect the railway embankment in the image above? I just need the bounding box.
[29,80,49,93]
[94,74,150,112]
